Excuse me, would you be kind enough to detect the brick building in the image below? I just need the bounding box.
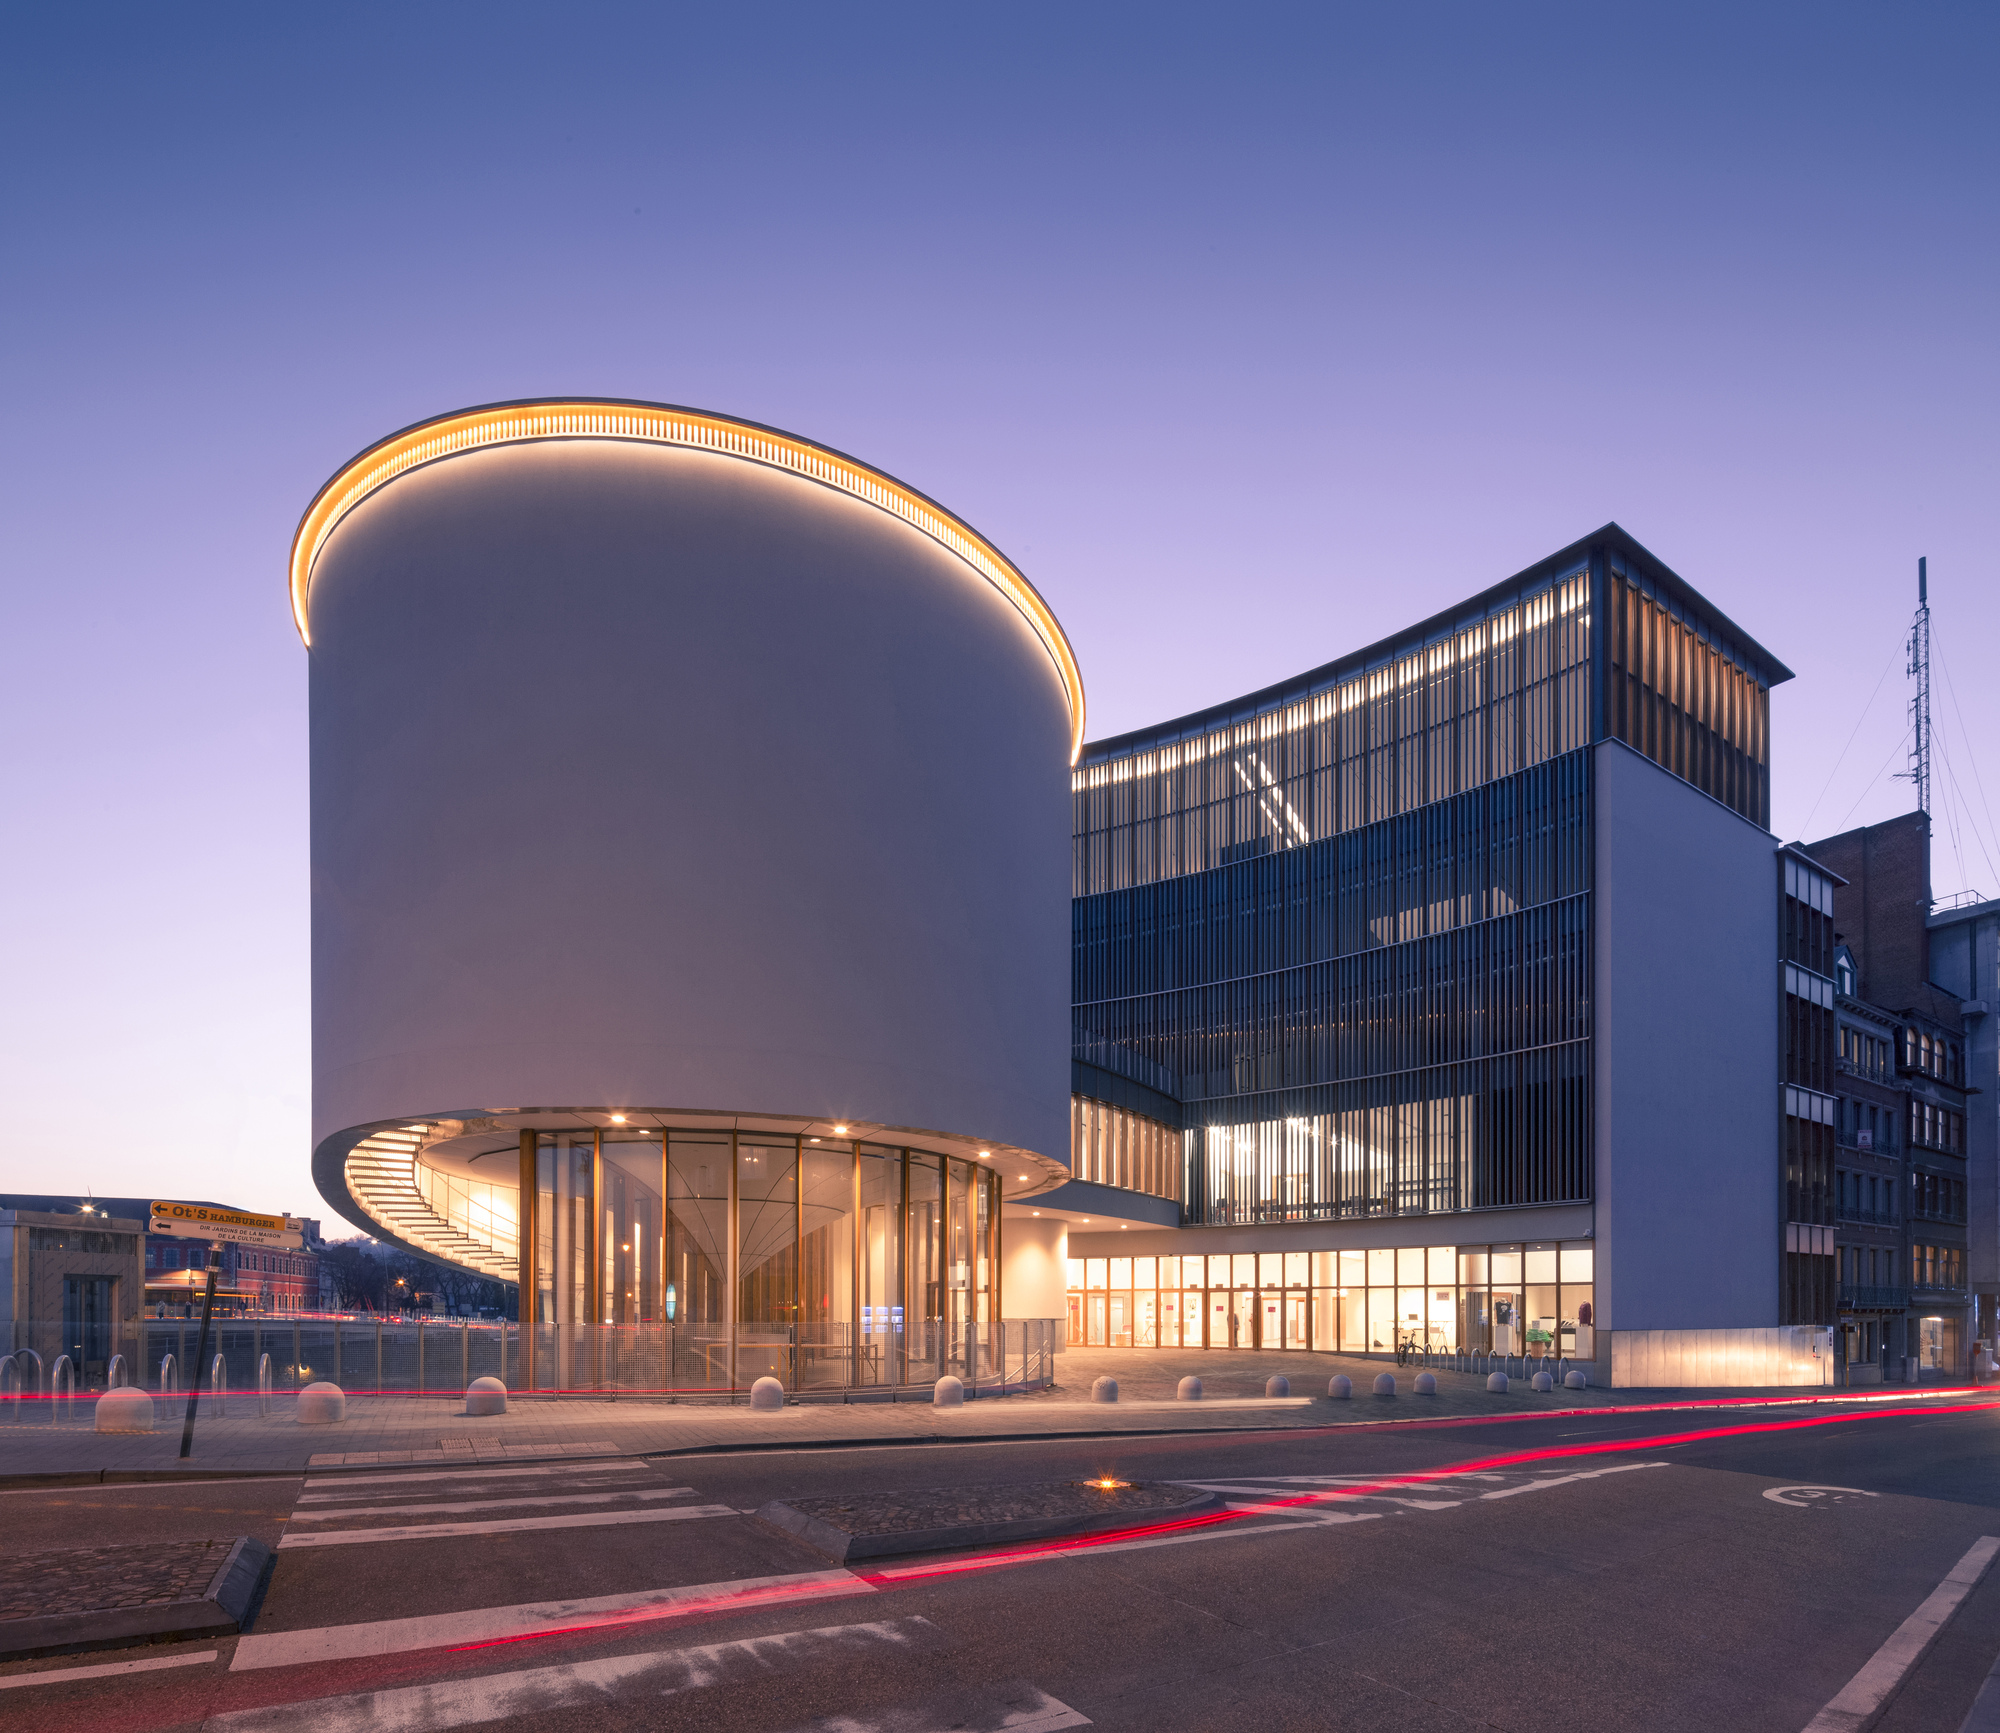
[1805,811,1979,1375]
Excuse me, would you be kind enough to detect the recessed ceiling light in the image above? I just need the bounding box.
[978,1151,990,1158]
[834,1125,848,1134]
[809,1137,820,1143]
[610,1114,626,1123]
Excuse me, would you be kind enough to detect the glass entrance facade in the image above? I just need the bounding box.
[520,1129,1001,1393]
[1066,1239,1595,1359]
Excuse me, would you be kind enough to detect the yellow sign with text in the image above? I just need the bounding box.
[150,1201,304,1249]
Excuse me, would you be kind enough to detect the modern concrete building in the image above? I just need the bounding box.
[1057,525,1844,1385]
[301,401,1082,1394]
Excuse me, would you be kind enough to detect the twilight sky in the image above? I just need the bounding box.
[2,5,1994,1217]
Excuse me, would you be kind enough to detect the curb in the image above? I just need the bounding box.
[753,1484,1224,1562]
[0,1535,272,1663]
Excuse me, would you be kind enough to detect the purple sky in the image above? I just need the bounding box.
[3,6,1994,1217]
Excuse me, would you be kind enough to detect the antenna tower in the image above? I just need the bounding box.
[1897,556,1931,816]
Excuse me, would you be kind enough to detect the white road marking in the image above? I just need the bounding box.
[866,1460,1678,1579]
[776,1680,1091,1731]
[1763,1485,1881,1508]
[0,1478,302,1498]
[290,1488,697,1521]
[209,1617,941,1732]
[302,1462,645,1492]
[0,1650,218,1689]
[232,1567,874,1670]
[1802,1535,2000,1732]
[1474,1464,1666,1500]
[276,1502,738,1548]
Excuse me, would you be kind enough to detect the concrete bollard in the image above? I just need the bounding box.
[1177,1375,1203,1400]
[1564,1369,1589,1390]
[1265,1375,1290,1398]
[1413,1372,1437,1394]
[465,1376,508,1416]
[749,1376,786,1411]
[1487,1372,1509,1393]
[1328,1375,1352,1399]
[1373,1373,1396,1396]
[933,1375,965,1408]
[1091,1376,1119,1403]
[1531,1371,1555,1392]
[94,1387,154,1434]
[297,1381,346,1425]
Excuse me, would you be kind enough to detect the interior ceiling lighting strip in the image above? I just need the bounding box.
[290,399,1086,762]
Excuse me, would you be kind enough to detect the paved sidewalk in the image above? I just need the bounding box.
[0,1346,1925,1484]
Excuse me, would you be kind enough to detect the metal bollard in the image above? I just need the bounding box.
[210,1353,227,1418]
[259,1353,273,1420]
[52,1355,75,1424]
[107,1353,127,1390]
[159,1352,177,1394]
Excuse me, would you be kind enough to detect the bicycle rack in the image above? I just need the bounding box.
[6,1350,44,1422]
[210,1353,227,1418]
[159,1353,177,1394]
[107,1353,127,1390]
[258,1353,272,1420]
[51,1354,75,1424]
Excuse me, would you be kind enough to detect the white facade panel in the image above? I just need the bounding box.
[1594,738,1779,1337]
[308,429,1074,1185]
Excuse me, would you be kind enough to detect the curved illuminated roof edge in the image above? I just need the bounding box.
[289,398,1085,762]
[312,1110,1076,1281]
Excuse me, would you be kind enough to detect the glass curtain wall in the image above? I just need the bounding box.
[522,1130,995,1393]
[1077,750,1593,1226]
[1607,561,1770,826]
[1072,572,1592,899]
[1068,1239,1595,1360]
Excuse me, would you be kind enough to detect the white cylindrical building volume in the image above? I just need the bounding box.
[300,400,1080,1392]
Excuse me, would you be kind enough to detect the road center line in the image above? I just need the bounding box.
[1801,1535,2000,1732]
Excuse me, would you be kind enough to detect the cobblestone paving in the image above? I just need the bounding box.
[776,1477,1208,1538]
[0,1539,228,1621]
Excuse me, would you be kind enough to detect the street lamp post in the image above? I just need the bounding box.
[177,1242,221,1460]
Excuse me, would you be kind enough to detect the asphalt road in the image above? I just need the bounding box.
[6,1391,2000,1732]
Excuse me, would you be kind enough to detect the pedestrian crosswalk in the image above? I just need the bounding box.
[235,1456,1095,1730]
[275,1458,735,1550]
[231,1567,877,1670]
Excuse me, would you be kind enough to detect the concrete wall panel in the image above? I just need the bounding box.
[1595,739,1778,1333]
[309,433,1073,1169]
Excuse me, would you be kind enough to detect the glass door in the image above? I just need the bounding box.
[1231,1290,1255,1350]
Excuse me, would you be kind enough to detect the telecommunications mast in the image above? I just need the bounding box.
[1897,556,1931,818]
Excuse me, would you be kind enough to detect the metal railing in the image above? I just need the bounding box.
[1838,1285,1910,1310]
[2,1317,1059,1407]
